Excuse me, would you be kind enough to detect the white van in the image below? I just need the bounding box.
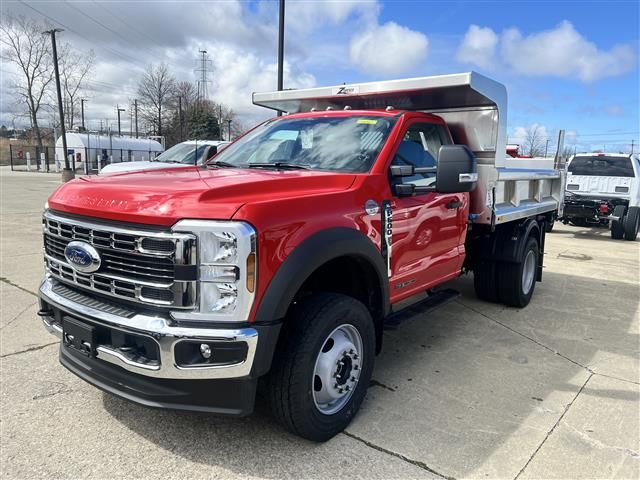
[100,140,230,174]
[563,153,639,240]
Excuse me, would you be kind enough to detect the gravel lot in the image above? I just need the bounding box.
[1,167,638,479]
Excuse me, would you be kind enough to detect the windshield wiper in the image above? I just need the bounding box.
[247,162,310,170]
[207,160,237,168]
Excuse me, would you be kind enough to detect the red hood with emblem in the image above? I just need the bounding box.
[48,166,356,227]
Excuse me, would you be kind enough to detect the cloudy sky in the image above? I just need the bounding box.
[1,0,638,152]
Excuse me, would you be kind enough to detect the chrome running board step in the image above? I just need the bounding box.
[384,288,460,330]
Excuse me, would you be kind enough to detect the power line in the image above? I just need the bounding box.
[18,0,139,64]
[64,1,158,59]
[90,0,165,47]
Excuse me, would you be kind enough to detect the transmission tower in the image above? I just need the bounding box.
[195,49,212,107]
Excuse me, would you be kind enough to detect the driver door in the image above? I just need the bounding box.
[387,121,468,303]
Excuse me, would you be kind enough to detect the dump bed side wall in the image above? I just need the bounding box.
[472,164,564,225]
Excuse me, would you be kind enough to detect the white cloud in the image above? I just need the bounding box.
[501,21,635,82]
[286,0,379,32]
[205,44,316,119]
[456,25,498,69]
[350,22,429,75]
[457,21,636,82]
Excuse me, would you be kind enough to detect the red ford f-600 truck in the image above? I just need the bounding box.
[39,72,564,441]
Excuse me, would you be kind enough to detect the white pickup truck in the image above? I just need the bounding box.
[100,140,230,174]
[563,153,639,240]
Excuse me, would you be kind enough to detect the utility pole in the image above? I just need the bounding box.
[227,119,232,141]
[178,96,184,142]
[631,139,635,154]
[544,139,549,158]
[44,28,73,181]
[134,99,139,138]
[116,105,125,136]
[277,0,285,116]
[80,98,87,132]
[218,105,223,140]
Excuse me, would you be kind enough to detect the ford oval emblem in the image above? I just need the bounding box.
[64,241,101,273]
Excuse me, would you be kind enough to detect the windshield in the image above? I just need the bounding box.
[568,156,634,177]
[209,115,397,172]
[153,143,211,164]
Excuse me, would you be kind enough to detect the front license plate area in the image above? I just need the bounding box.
[63,317,96,357]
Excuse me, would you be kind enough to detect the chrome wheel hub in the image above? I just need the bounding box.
[312,324,363,415]
[522,249,536,295]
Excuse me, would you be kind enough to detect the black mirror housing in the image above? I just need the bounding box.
[436,145,477,193]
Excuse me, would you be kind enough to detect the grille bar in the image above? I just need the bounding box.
[43,211,197,308]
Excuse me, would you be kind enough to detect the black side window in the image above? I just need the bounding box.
[391,123,450,188]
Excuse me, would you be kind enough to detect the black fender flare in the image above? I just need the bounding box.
[254,227,390,324]
[474,217,542,264]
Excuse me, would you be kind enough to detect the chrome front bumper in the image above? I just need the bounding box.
[39,277,258,380]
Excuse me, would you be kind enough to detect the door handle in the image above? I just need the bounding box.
[447,199,462,209]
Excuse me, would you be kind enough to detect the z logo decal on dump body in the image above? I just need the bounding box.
[381,200,392,277]
[331,85,359,95]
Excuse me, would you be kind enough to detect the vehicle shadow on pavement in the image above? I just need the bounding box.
[103,270,639,479]
[559,223,638,242]
[101,393,425,479]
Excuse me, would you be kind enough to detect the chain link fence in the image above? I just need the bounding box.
[8,145,161,174]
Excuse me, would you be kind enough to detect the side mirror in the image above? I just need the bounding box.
[435,145,477,193]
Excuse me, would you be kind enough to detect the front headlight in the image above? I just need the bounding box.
[170,219,256,323]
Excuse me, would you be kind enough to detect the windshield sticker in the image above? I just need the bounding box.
[357,119,378,125]
[300,129,314,149]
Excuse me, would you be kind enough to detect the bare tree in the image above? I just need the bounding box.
[0,15,54,149]
[137,63,176,136]
[523,125,545,157]
[174,81,198,112]
[59,44,95,130]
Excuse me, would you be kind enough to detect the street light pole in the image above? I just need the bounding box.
[80,98,87,131]
[116,105,125,136]
[277,0,285,116]
[134,99,139,138]
[44,28,73,181]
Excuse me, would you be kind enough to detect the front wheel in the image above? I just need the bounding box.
[267,293,375,442]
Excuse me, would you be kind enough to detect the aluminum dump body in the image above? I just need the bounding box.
[253,72,564,225]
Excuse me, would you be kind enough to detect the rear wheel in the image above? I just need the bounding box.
[611,205,626,239]
[267,293,375,442]
[623,207,639,241]
[497,237,539,308]
[545,219,555,233]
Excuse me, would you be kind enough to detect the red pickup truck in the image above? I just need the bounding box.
[39,72,564,441]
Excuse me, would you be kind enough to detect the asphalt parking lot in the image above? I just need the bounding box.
[1,167,638,479]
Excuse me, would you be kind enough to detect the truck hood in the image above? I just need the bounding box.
[100,161,190,174]
[48,166,356,227]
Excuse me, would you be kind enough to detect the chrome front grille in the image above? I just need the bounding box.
[43,211,197,308]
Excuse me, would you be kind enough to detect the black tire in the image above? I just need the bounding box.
[496,236,539,308]
[623,206,639,241]
[474,260,499,302]
[267,292,375,442]
[611,205,626,239]
[545,219,555,233]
